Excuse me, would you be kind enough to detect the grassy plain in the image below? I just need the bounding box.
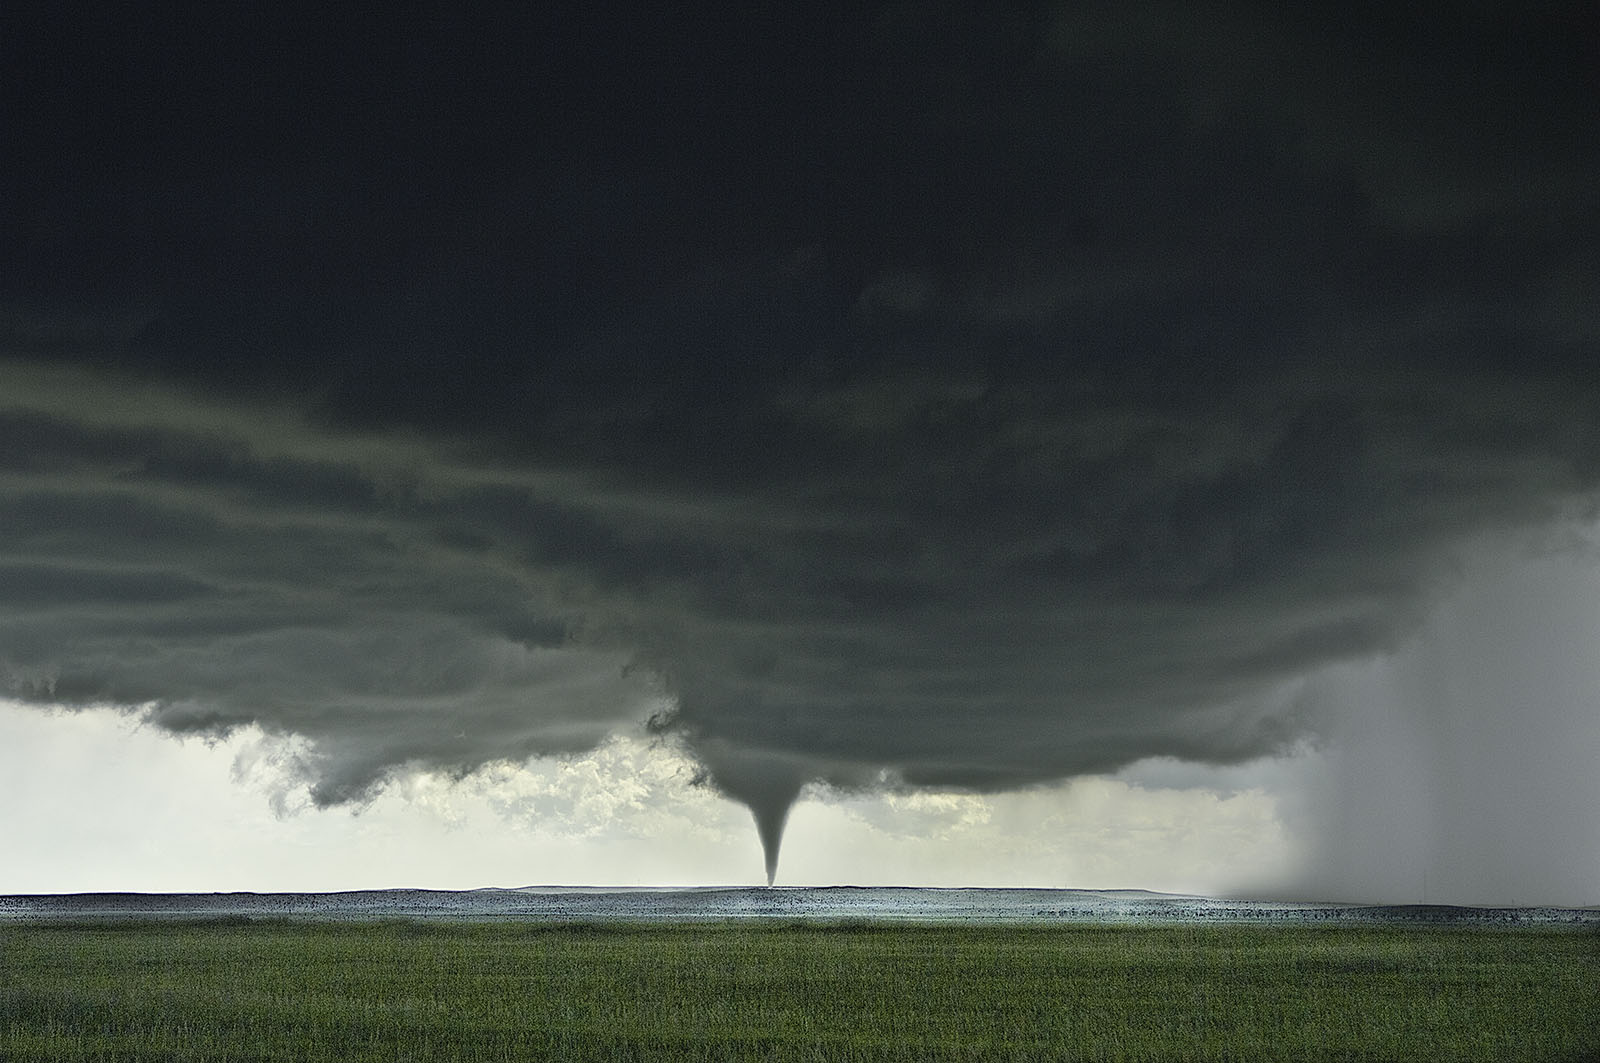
[1,919,1595,1061]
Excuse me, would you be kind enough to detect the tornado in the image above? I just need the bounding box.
[749,788,799,886]
[697,746,806,886]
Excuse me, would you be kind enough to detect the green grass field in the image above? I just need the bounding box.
[2,920,1595,1061]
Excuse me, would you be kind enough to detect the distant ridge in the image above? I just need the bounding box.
[5,888,1596,926]
[496,885,1201,896]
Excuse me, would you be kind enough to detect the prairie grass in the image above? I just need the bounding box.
[1,920,1594,1061]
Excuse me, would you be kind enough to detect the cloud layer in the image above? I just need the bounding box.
[4,1,1597,882]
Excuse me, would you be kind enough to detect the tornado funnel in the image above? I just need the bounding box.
[751,798,794,886]
[697,746,807,886]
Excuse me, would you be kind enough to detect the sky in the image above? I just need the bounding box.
[2,1,1597,904]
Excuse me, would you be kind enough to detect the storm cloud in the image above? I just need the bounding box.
[4,1,1597,886]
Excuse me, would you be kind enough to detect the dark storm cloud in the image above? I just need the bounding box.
[3,2,1597,874]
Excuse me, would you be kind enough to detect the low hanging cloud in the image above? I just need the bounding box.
[3,0,1597,887]
[3,333,1596,884]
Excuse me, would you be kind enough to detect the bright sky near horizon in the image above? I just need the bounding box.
[0,698,1300,896]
